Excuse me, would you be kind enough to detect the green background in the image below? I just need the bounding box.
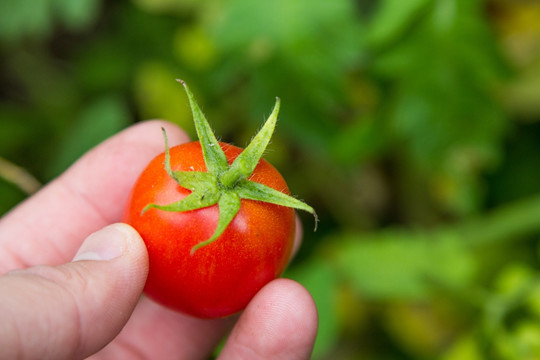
[2,0,540,358]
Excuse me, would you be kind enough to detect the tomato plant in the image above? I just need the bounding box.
[123,81,316,318]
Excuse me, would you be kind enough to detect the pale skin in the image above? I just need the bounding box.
[0,120,318,360]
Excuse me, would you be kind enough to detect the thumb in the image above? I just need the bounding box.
[0,223,149,360]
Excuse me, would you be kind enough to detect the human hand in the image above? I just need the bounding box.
[0,121,318,360]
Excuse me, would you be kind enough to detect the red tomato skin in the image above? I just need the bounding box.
[123,141,295,318]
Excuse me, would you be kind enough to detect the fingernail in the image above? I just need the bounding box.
[73,224,128,261]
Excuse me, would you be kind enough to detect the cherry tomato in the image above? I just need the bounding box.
[122,81,315,318]
[123,141,296,318]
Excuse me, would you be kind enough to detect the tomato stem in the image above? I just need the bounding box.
[219,168,244,189]
[219,97,281,189]
[144,81,317,253]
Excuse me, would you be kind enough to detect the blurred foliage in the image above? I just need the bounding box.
[2,0,540,358]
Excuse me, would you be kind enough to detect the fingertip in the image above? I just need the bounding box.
[131,120,191,147]
[291,215,303,261]
[111,223,148,263]
[0,224,152,360]
[255,278,318,347]
[220,278,318,359]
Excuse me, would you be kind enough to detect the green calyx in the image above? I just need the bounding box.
[144,80,317,253]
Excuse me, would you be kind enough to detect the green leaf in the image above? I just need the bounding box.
[220,97,280,187]
[0,0,51,42]
[171,171,218,193]
[236,180,318,229]
[145,128,221,215]
[366,0,433,48]
[371,0,508,215]
[51,0,102,31]
[332,230,476,299]
[204,0,363,150]
[47,95,130,178]
[160,127,220,193]
[191,191,241,253]
[178,80,229,174]
[143,191,220,215]
[0,0,101,42]
[134,63,194,136]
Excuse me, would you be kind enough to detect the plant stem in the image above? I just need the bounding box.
[456,194,540,248]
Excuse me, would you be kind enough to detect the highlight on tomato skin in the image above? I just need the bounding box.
[122,81,316,318]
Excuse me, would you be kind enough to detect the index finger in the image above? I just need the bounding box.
[0,121,189,273]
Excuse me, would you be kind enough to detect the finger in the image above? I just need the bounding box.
[90,220,305,360]
[89,218,304,359]
[291,215,303,261]
[219,278,318,360]
[89,297,235,360]
[0,120,189,273]
[0,223,149,360]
